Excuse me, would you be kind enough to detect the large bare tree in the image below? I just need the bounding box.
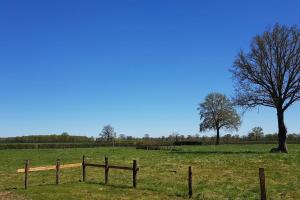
[198,93,241,145]
[231,24,300,153]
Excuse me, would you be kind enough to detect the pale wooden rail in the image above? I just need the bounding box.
[17,163,81,173]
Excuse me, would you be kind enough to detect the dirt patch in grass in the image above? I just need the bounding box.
[0,191,26,200]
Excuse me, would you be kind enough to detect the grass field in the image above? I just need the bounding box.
[0,144,299,200]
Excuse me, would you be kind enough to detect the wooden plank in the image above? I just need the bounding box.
[109,165,133,170]
[85,163,106,168]
[259,168,266,200]
[17,163,81,173]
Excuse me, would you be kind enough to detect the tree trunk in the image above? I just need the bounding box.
[216,128,220,145]
[271,108,288,153]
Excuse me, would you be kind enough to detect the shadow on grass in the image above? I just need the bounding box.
[84,181,133,189]
[170,150,265,155]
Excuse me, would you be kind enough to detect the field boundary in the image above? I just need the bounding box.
[17,157,267,200]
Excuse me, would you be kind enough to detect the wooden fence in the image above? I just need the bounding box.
[18,156,139,189]
[18,160,267,200]
[82,156,139,188]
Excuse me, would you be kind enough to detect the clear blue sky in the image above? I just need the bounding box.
[1,0,300,138]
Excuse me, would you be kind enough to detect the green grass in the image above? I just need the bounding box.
[0,144,299,199]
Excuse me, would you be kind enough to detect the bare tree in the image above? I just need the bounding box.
[168,132,180,142]
[198,93,241,145]
[143,134,150,140]
[118,133,126,140]
[248,127,264,141]
[99,125,116,142]
[231,24,300,153]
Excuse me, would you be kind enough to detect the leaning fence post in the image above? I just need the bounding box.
[24,160,29,190]
[56,159,60,185]
[132,160,137,188]
[105,157,109,184]
[259,168,266,200]
[188,166,192,198]
[82,156,86,182]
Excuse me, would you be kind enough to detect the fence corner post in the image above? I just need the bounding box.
[82,156,86,182]
[132,160,137,188]
[56,159,60,185]
[105,157,109,184]
[188,166,192,198]
[259,168,266,200]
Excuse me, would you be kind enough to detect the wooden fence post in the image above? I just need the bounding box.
[56,159,60,185]
[82,156,86,182]
[132,160,137,188]
[24,160,29,190]
[105,157,109,184]
[259,168,266,200]
[188,166,192,198]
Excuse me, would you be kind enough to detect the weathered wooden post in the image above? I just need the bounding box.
[259,168,266,200]
[56,159,60,185]
[24,160,29,190]
[188,166,192,198]
[105,157,109,184]
[82,156,86,182]
[132,160,137,188]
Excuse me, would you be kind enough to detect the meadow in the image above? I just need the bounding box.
[0,144,299,200]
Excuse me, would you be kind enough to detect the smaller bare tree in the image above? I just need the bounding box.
[198,93,241,145]
[99,125,116,142]
[248,127,264,141]
[143,134,150,140]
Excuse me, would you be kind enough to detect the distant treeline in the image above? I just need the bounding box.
[0,132,299,150]
[196,133,300,145]
[0,133,94,143]
[0,143,100,150]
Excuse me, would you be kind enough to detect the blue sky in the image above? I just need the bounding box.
[0,0,300,138]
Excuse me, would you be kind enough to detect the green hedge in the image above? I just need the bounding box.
[136,145,174,150]
[173,141,202,146]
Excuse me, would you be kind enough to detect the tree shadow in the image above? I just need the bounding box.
[170,150,265,155]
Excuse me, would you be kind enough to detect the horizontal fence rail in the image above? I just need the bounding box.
[17,163,81,173]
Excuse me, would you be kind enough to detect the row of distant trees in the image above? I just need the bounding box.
[1,127,299,144]
[0,132,94,143]
[96,125,300,144]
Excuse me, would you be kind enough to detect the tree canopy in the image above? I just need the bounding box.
[198,93,241,145]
